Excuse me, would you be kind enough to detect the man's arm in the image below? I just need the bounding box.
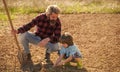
[17,15,41,34]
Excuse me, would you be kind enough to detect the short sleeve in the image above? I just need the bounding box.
[60,47,65,55]
[69,48,76,56]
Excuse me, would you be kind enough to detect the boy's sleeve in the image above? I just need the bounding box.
[69,48,76,56]
[69,47,82,58]
[60,47,65,55]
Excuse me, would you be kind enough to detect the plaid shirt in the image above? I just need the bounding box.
[17,13,61,43]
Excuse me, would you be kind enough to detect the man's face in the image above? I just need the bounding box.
[49,13,58,25]
[50,13,58,20]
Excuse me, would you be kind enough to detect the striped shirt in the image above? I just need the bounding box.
[17,13,61,43]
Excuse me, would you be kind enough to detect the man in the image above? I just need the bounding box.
[12,5,61,64]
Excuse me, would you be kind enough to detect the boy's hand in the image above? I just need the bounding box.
[53,62,59,67]
[58,61,65,66]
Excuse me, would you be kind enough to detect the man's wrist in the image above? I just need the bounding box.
[16,30,19,34]
[47,37,50,41]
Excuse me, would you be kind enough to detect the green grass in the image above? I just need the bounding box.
[61,1,120,14]
[0,0,120,20]
[0,13,15,21]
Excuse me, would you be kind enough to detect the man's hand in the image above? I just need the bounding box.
[11,29,18,35]
[38,37,50,47]
[53,64,57,68]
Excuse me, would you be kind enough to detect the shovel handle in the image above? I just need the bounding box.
[2,0,21,51]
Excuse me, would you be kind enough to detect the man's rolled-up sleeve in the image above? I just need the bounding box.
[17,15,41,34]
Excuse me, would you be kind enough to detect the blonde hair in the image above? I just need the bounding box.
[46,5,60,15]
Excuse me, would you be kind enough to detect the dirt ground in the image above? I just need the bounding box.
[0,14,120,72]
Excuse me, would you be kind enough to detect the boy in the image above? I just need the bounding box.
[53,32,83,69]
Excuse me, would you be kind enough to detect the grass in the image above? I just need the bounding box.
[0,13,15,21]
[0,0,120,20]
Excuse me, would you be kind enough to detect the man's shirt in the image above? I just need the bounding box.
[17,13,61,43]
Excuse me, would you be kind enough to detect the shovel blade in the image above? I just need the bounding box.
[17,51,27,66]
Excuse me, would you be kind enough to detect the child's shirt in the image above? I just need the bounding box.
[60,44,82,58]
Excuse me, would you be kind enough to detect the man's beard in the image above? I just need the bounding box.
[50,20,56,25]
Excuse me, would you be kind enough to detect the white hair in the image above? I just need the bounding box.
[46,5,60,15]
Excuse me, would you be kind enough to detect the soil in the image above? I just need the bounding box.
[0,14,120,72]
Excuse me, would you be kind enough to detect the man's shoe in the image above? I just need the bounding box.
[26,53,33,65]
[45,59,53,65]
[44,52,53,64]
[17,51,34,72]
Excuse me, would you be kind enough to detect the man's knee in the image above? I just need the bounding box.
[18,32,29,42]
[46,43,60,53]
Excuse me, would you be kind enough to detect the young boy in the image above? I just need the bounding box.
[53,32,83,69]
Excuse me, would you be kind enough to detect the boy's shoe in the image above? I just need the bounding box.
[77,62,83,69]
[64,62,71,66]
[77,65,83,69]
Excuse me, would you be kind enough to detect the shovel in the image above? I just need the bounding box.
[2,0,35,71]
[2,0,27,69]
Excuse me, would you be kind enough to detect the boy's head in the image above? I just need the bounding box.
[59,32,73,47]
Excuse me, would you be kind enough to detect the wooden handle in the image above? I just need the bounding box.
[2,0,21,51]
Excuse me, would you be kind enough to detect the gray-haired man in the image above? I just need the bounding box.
[12,5,61,64]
